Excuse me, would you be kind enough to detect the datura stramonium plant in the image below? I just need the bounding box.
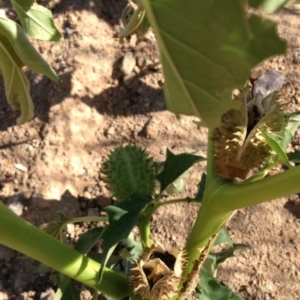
[131,243,186,300]
[213,89,286,180]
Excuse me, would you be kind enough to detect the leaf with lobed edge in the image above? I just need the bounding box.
[11,0,63,41]
[140,0,286,129]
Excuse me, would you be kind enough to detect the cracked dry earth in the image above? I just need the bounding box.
[1,1,300,299]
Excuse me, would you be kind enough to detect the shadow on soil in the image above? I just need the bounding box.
[80,58,165,118]
[49,0,128,27]
[284,198,300,219]
[1,189,112,227]
[0,54,165,131]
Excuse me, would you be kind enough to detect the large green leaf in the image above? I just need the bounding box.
[0,41,33,124]
[0,16,60,82]
[141,0,286,129]
[11,0,63,41]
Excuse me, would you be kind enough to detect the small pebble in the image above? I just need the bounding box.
[80,289,92,300]
[7,195,26,216]
[40,288,55,300]
[121,52,136,75]
[106,125,115,136]
[14,163,28,172]
[293,55,300,64]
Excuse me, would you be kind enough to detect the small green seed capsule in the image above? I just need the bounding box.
[102,145,155,201]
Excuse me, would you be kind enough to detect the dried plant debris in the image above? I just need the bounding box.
[213,84,286,180]
[131,243,185,300]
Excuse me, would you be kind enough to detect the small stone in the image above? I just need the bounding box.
[293,55,300,64]
[80,290,92,300]
[121,52,136,75]
[14,163,28,172]
[40,288,55,300]
[65,27,74,36]
[106,125,115,136]
[0,291,9,300]
[83,191,92,199]
[66,223,75,239]
[7,194,26,216]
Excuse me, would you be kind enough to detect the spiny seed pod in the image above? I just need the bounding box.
[131,243,186,300]
[213,90,286,180]
[102,145,155,201]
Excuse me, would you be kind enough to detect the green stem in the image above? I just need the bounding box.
[0,202,129,300]
[156,197,195,208]
[137,203,155,247]
[64,216,108,224]
[219,165,300,212]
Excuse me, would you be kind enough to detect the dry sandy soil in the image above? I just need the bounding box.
[1,1,300,299]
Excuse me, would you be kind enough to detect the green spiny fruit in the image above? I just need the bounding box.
[213,90,286,180]
[102,145,155,201]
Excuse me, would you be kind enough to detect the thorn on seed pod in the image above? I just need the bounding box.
[131,242,186,300]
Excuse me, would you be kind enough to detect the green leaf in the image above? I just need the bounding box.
[11,0,63,41]
[286,111,300,143]
[165,176,185,195]
[198,267,244,300]
[75,227,103,255]
[260,130,290,165]
[0,41,34,124]
[248,0,299,13]
[156,149,205,192]
[140,0,286,128]
[195,173,207,202]
[0,16,60,82]
[213,227,233,247]
[99,194,153,282]
[206,243,248,275]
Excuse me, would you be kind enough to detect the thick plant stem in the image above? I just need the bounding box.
[0,202,129,300]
